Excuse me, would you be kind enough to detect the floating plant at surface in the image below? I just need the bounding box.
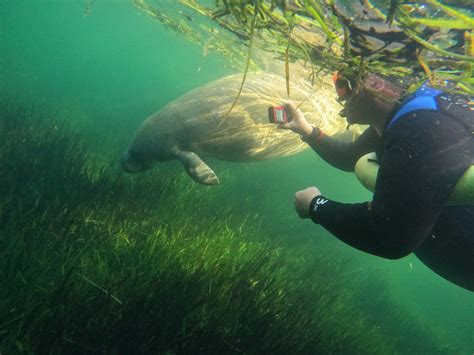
[132,0,260,71]
[133,0,473,96]
[0,104,452,353]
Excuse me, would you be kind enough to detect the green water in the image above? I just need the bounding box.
[1,1,473,353]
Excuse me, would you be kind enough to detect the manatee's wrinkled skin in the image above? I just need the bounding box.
[121,72,350,184]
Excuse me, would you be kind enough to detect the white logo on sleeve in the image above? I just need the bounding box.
[313,198,328,212]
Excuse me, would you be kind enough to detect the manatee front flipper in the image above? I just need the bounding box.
[173,149,219,186]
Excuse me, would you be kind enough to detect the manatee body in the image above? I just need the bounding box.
[121,73,348,185]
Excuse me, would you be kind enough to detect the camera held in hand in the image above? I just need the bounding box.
[268,106,289,124]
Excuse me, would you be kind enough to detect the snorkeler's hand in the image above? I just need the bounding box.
[294,187,321,219]
[278,102,313,137]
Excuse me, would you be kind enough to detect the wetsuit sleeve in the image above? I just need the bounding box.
[302,126,379,172]
[309,110,470,259]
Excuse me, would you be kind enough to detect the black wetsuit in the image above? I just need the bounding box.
[304,88,474,291]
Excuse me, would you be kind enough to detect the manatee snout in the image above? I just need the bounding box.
[121,150,149,173]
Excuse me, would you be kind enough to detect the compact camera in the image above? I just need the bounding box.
[268,106,289,124]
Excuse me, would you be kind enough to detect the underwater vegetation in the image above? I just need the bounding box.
[134,0,474,96]
[0,103,454,353]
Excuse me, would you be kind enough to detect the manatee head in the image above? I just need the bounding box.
[121,121,174,173]
[121,148,153,173]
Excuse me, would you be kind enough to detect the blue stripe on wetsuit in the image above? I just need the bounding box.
[386,83,443,130]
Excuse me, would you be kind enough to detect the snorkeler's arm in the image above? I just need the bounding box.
[308,110,469,259]
[302,126,379,172]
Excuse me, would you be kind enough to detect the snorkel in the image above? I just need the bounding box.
[332,71,354,102]
[332,71,361,126]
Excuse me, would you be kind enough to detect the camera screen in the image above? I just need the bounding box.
[277,109,285,122]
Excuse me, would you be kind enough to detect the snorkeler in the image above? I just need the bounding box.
[279,72,474,292]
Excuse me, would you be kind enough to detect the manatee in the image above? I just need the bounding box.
[121,72,350,185]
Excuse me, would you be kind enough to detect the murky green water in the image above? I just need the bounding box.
[1,1,472,353]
